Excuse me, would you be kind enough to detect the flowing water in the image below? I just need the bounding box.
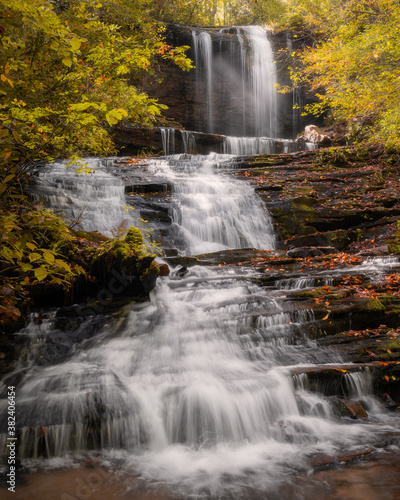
[192,26,279,138]
[2,153,400,499]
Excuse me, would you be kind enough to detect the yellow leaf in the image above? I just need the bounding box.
[55,259,71,272]
[71,38,81,51]
[322,310,331,320]
[62,58,72,68]
[12,130,21,142]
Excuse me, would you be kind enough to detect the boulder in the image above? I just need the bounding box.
[302,125,332,146]
[330,397,368,419]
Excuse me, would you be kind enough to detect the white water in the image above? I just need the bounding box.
[224,135,300,155]
[0,141,397,500]
[146,154,276,254]
[1,261,396,496]
[241,26,278,138]
[31,158,137,237]
[3,157,400,496]
[192,30,214,134]
[161,127,176,155]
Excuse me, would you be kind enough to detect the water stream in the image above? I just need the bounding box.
[1,153,400,499]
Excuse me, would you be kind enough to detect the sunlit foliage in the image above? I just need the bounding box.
[284,0,400,149]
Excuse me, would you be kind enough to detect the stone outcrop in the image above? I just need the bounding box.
[301,125,332,146]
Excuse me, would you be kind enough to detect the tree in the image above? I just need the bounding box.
[283,0,400,149]
[0,0,191,292]
[0,0,192,204]
[148,0,285,26]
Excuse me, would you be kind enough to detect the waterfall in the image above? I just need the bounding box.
[241,26,278,138]
[191,26,279,139]
[161,127,175,155]
[192,30,214,134]
[224,136,275,155]
[180,129,196,153]
[147,154,276,255]
[30,158,133,237]
[2,153,400,499]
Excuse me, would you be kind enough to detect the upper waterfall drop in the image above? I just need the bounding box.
[191,25,280,138]
[192,30,214,134]
[241,26,278,138]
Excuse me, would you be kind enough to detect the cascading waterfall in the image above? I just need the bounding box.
[223,135,300,155]
[180,130,196,153]
[146,154,276,254]
[3,153,399,500]
[2,25,400,495]
[30,158,136,237]
[161,127,176,155]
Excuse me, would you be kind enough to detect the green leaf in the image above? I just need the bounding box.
[18,262,33,272]
[12,130,21,142]
[55,258,72,272]
[2,174,15,184]
[28,252,41,262]
[44,252,55,264]
[34,267,48,281]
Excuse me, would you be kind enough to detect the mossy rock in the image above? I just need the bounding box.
[367,299,385,312]
[125,227,143,247]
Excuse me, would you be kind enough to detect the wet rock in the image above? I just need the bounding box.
[356,245,390,257]
[288,247,324,258]
[375,363,400,405]
[125,183,171,195]
[330,397,368,419]
[140,262,160,293]
[317,246,339,255]
[172,266,189,278]
[381,392,398,411]
[286,229,360,251]
[158,263,170,276]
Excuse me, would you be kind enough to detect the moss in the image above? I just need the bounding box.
[293,290,323,299]
[125,227,143,247]
[316,147,353,167]
[270,195,317,240]
[329,292,346,300]
[367,298,385,312]
[375,339,400,354]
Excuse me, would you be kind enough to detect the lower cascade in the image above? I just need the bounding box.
[1,153,400,498]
